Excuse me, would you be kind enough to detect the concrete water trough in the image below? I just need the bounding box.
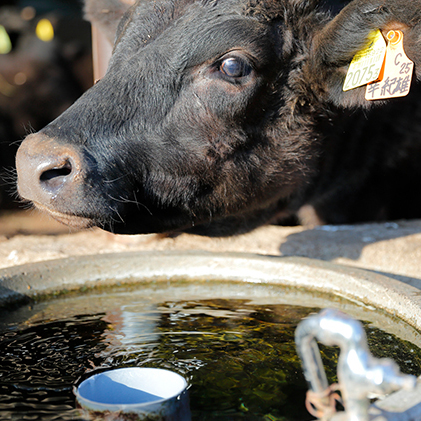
[1,249,421,420]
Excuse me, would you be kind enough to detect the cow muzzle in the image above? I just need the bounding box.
[16,133,93,228]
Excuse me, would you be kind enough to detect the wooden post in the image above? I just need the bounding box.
[91,25,113,82]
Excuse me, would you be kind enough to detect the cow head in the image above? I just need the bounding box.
[15,0,421,235]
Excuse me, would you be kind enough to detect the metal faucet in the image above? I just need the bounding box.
[295,309,417,421]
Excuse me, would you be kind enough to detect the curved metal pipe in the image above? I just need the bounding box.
[295,309,417,421]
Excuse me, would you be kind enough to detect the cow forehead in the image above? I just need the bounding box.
[112,0,273,68]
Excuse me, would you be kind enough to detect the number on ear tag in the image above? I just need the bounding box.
[343,29,387,91]
[365,30,414,100]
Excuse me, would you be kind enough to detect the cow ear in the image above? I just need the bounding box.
[304,0,421,108]
[84,0,135,44]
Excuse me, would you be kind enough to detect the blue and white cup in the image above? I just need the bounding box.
[74,367,191,420]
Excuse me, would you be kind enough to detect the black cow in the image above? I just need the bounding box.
[15,0,421,236]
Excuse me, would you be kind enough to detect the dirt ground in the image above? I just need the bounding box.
[1,209,421,286]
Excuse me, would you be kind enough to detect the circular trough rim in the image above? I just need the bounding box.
[0,250,420,330]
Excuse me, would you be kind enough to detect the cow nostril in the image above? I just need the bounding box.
[40,165,72,182]
[39,161,73,191]
[16,133,85,205]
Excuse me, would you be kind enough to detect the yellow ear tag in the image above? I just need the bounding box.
[365,30,414,100]
[0,25,12,54]
[343,29,387,91]
[36,19,54,42]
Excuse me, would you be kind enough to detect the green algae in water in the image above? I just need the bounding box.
[0,298,420,421]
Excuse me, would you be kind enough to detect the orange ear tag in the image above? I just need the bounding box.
[365,30,414,100]
[343,29,387,91]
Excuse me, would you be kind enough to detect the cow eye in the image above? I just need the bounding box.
[219,57,252,78]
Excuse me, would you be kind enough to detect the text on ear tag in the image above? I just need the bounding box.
[365,30,414,100]
[343,29,387,91]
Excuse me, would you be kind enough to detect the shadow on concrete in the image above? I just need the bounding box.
[279,221,421,288]
[279,221,421,261]
[367,269,421,290]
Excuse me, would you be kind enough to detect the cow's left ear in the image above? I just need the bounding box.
[84,0,135,44]
[304,0,421,108]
